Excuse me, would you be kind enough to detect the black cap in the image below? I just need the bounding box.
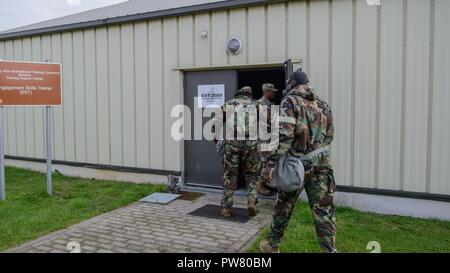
[291,69,309,86]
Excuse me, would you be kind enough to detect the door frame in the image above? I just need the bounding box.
[178,60,298,188]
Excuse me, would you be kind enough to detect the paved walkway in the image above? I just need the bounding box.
[5,192,273,253]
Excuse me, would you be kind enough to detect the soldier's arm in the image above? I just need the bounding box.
[324,106,334,146]
[266,96,299,166]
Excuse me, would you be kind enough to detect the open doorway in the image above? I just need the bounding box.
[235,67,285,190]
[237,68,285,104]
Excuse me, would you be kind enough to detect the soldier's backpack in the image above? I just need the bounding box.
[216,140,227,156]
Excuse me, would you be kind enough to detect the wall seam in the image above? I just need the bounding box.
[13,41,18,156]
[49,36,54,159]
[374,4,382,189]
[71,32,77,162]
[22,40,26,157]
[30,38,36,158]
[328,0,333,107]
[284,2,288,60]
[245,7,250,64]
[20,39,26,158]
[426,0,436,193]
[264,5,268,63]
[119,25,124,165]
[399,0,408,191]
[147,22,151,168]
[227,10,231,64]
[193,15,197,67]
[94,28,99,164]
[209,12,213,66]
[106,27,111,165]
[133,23,137,167]
[83,30,87,163]
[350,0,356,187]
[59,34,66,160]
[306,0,311,72]
[161,20,166,169]
[1,42,6,155]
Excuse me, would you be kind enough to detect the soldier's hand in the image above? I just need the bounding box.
[261,165,275,182]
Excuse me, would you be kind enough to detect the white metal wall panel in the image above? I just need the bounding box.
[84,29,98,164]
[404,0,430,193]
[37,35,52,158]
[353,0,377,189]
[211,11,228,66]
[194,13,211,67]
[148,20,164,170]
[31,36,45,159]
[309,0,330,102]
[163,18,182,171]
[267,3,285,62]
[178,16,195,68]
[108,26,123,166]
[430,0,450,194]
[121,24,136,167]
[95,28,111,165]
[61,32,76,162]
[248,6,266,63]
[73,31,87,163]
[331,0,353,187]
[5,41,16,156]
[49,34,64,161]
[229,9,247,64]
[13,39,26,158]
[22,38,35,158]
[378,0,403,190]
[287,1,307,64]
[0,0,449,195]
[0,41,6,155]
[134,22,150,168]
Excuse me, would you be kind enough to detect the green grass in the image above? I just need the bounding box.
[0,167,165,251]
[248,202,450,253]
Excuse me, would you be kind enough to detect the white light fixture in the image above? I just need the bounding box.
[226,36,243,55]
[200,31,208,38]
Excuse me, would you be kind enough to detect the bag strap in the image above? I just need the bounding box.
[299,146,329,161]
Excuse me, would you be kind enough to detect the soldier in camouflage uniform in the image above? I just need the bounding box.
[257,83,279,196]
[260,69,337,253]
[220,86,260,218]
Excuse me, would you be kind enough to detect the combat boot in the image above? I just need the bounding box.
[248,203,257,217]
[221,207,231,218]
[259,240,280,253]
[257,182,272,196]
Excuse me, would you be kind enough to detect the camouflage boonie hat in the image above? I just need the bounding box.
[238,86,253,96]
[262,83,279,93]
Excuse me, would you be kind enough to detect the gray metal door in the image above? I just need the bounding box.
[184,70,237,187]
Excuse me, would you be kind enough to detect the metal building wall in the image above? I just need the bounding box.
[0,0,448,195]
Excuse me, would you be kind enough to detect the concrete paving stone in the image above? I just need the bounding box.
[97,249,115,253]
[5,192,273,253]
[81,245,96,252]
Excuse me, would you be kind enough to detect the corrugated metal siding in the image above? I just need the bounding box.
[0,0,448,195]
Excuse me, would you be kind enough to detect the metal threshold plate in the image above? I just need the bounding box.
[139,193,180,204]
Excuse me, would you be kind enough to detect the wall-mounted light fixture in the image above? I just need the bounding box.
[226,36,243,55]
